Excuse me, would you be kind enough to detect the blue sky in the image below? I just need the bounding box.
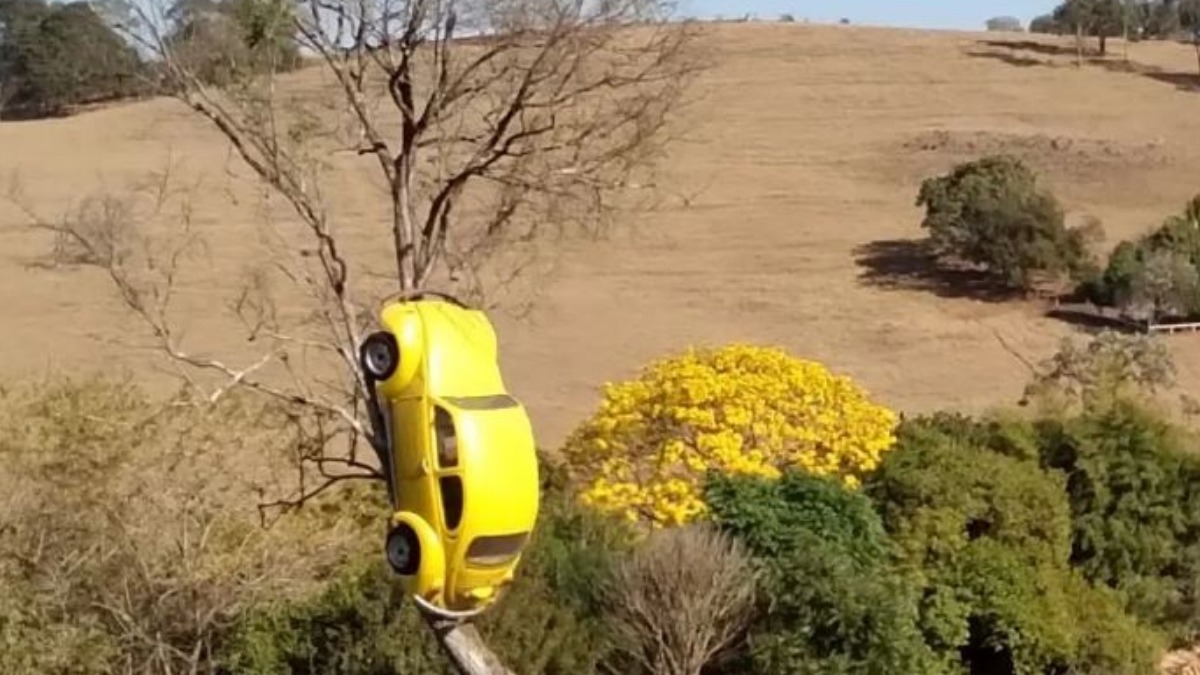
[673,1,1060,30]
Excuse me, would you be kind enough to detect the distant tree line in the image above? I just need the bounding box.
[986,16,1025,32]
[1030,0,1200,58]
[0,0,300,120]
[0,0,144,119]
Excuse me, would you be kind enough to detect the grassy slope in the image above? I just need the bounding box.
[3,23,1200,446]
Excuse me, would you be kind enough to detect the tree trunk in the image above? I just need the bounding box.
[422,612,516,675]
[1099,33,1108,56]
[1075,24,1085,67]
[1195,38,1200,76]
[393,165,419,291]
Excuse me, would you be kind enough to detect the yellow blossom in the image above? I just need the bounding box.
[562,343,898,527]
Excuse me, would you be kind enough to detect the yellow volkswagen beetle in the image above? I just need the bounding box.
[359,292,540,618]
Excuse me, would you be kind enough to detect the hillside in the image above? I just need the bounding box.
[3,22,1200,446]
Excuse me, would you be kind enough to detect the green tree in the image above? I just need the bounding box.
[866,419,1163,675]
[1180,0,1200,74]
[704,471,946,675]
[0,0,143,118]
[916,155,1098,292]
[1055,0,1132,56]
[1034,403,1200,642]
[1131,0,1183,37]
[1130,249,1200,320]
[1092,239,1146,308]
[1095,0,1134,54]
[1030,13,1061,32]
[1089,195,1200,320]
[164,0,300,87]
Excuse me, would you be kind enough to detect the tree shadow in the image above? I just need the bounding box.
[977,39,1078,57]
[852,239,1020,302]
[1139,70,1200,92]
[970,37,1200,94]
[1089,56,1200,91]
[966,50,1051,68]
[1045,304,1145,334]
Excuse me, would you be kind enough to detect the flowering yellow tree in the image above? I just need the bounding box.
[562,344,899,527]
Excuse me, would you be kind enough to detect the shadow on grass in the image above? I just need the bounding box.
[1045,305,1145,334]
[967,50,1049,68]
[969,38,1200,93]
[852,239,1020,302]
[854,240,1170,334]
[1140,70,1200,92]
[978,39,1081,56]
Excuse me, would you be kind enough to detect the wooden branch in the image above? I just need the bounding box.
[422,612,516,675]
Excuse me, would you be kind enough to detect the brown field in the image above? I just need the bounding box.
[4,23,1200,448]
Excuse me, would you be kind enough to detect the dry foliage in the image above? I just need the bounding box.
[0,376,372,675]
[600,524,756,675]
[1022,330,1177,412]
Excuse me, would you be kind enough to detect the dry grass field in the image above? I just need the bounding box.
[3,22,1200,447]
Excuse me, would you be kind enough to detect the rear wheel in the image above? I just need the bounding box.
[360,331,399,381]
[385,523,421,576]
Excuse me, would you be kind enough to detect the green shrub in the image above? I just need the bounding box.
[916,155,1098,291]
[478,488,630,674]
[867,420,1162,675]
[219,485,629,675]
[217,560,442,675]
[705,471,946,675]
[1034,402,1200,643]
[1088,196,1200,321]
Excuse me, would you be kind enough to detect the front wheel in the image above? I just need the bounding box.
[385,523,421,576]
[360,331,399,381]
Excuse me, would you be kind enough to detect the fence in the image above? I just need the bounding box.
[1146,321,1200,335]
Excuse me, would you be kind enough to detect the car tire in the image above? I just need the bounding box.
[360,331,399,381]
[385,523,421,576]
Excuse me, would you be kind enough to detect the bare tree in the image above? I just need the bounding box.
[1022,330,1177,413]
[6,0,702,670]
[600,524,756,675]
[86,0,701,497]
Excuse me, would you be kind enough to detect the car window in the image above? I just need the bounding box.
[440,476,464,531]
[434,406,459,468]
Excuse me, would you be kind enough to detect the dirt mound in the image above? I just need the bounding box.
[903,129,1175,173]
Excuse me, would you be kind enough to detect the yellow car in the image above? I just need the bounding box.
[359,292,540,618]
